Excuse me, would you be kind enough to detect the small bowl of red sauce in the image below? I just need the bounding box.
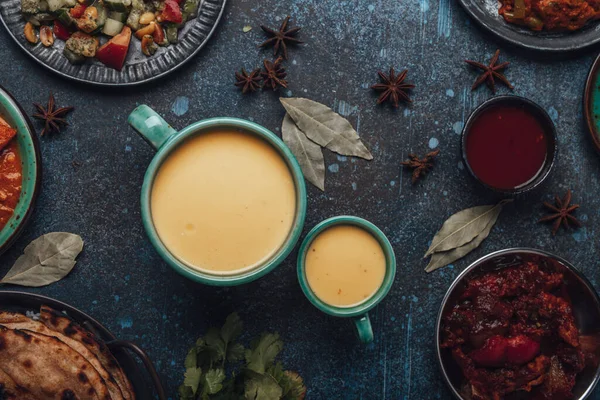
[462,96,557,194]
[436,249,600,400]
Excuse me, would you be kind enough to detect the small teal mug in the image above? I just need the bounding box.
[127,105,307,286]
[297,216,397,343]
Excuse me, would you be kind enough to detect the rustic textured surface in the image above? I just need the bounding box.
[1,0,600,398]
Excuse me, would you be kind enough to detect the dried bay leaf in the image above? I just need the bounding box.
[425,216,497,273]
[424,199,512,257]
[282,113,325,191]
[424,200,512,273]
[280,97,373,160]
[1,232,83,287]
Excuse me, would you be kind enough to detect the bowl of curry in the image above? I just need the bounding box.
[457,0,600,52]
[436,248,600,399]
[0,86,41,255]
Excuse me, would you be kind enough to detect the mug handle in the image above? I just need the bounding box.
[127,105,178,150]
[354,313,374,343]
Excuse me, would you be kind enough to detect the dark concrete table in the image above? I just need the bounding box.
[1,0,600,398]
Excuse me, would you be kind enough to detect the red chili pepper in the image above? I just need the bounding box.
[161,0,183,24]
[53,20,71,41]
[70,3,87,19]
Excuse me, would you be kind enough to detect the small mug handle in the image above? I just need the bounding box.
[354,313,374,343]
[127,105,178,150]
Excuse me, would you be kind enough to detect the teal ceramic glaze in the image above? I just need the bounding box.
[0,86,42,255]
[128,105,307,286]
[584,54,600,153]
[297,216,397,343]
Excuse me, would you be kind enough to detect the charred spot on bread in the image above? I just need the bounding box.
[77,372,88,383]
[61,389,76,400]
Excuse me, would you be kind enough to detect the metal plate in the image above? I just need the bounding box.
[0,290,161,398]
[457,0,600,53]
[0,0,226,86]
[584,53,600,154]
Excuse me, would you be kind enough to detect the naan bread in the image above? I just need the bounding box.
[40,306,135,400]
[0,312,124,400]
[0,367,39,399]
[0,326,110,399]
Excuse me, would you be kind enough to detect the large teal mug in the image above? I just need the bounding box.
[297,216,397,343]
[127,105,307,286]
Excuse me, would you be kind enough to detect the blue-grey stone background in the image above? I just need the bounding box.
[2,0,600,398]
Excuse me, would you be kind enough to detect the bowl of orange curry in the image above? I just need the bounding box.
[0,86,41,255]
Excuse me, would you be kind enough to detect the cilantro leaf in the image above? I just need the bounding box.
[205,327,227,363]
[221,313,243,344]
[178,384,195,400]
[244,373,283,400]
[245,333,284,374]
[184,347,198,369]
[227,342,246,363]
[183,367,203,395]
[203,368,226,395]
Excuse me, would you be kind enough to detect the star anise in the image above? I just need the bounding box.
[234,68,262,93]
[371,67,415,108]
[401,149,440,184]
[259,15,303,60]
[538,190,582,235]
[465,49,514,93]
[261,57,288,90]
[32,93,74,136]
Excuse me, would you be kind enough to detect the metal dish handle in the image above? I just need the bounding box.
[107,340,167,400]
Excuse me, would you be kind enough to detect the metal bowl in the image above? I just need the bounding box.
[436,248,600,399]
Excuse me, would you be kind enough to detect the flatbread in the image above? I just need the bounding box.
[0,312,124,400]
[0,367,39,399]
[40,306,136,400]
[0,326,109,399]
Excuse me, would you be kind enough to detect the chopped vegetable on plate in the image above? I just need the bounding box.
[20,0,202,70]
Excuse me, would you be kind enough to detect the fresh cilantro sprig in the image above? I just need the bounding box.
[179,313,306,400]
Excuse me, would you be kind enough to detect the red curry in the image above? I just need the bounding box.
[499,0,600,31]
[440,262,591,399]
[0,117,22,232]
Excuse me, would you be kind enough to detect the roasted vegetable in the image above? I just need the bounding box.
[96,26,131,70]
[21,0,41,15]
[161,0,181,23]
[141,34,157,55]
[65,31,98,57]
[53,20,71,40]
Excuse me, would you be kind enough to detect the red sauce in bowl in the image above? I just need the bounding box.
[465,105,548,191]
[0,117,22,231]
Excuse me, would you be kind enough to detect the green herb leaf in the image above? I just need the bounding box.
[203,368,226,395]
[282,113,325,191]
[1,232,83,287]
[280,97,373,160]
[184,367,203,395]
[221,313,243,344]
[178,384,195,400]
[244,373,283,400]
[424,199,512,257]
[425,202,508,273]
[246,333,284,374]
[227,342,246,363]
[184,347,197,369]
[205,327,227,362]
